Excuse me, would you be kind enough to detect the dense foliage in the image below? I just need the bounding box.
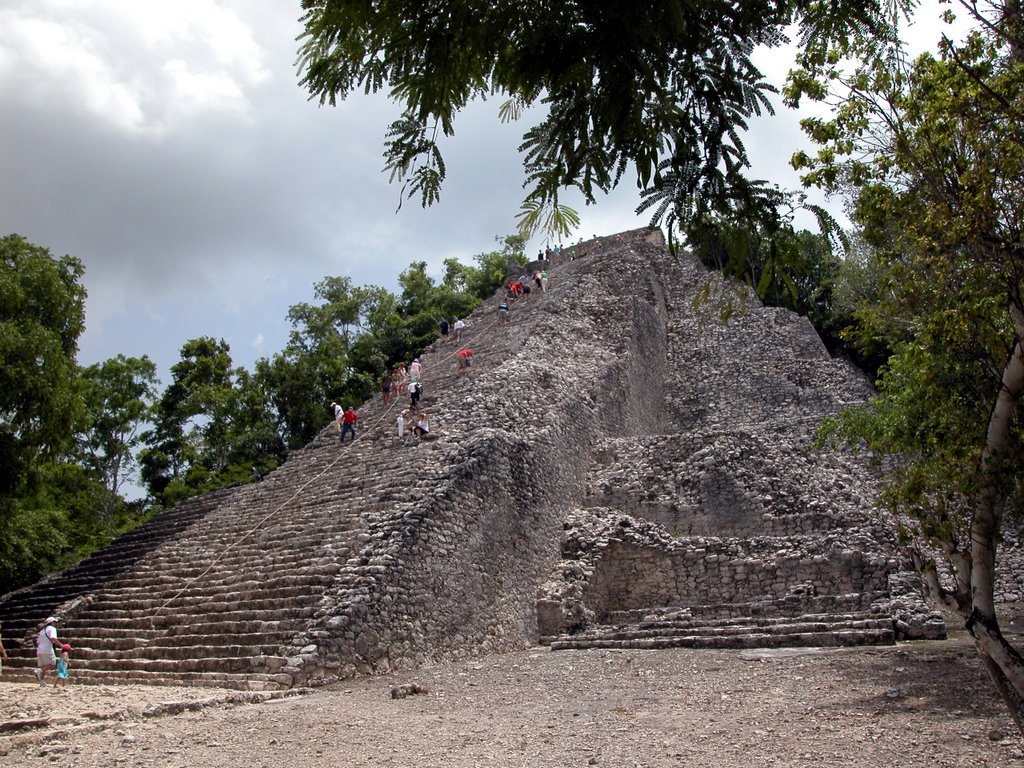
[789,0,1024,730]
[0,233,524,594]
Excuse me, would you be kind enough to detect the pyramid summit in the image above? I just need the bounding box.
[0,228,944,689]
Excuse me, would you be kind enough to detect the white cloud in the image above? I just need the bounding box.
[0,0,269,136]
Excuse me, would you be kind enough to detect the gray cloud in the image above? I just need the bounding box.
[5,1,952,378]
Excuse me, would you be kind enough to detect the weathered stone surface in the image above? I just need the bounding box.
[0,226,975,688]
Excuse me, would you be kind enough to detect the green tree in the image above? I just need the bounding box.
[297,0,902,239]
[443,234,528,302]
[0,234,86,492]
[77,354,159,529]
[256,353,323,450]
[0,234,88,593]
[140,337,238,506]
[221,368,286,482]
[790,1,1024,730]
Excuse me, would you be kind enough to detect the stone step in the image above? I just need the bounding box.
[135,526,364,562]
[552,613,892,644]
[74,591,324,616]
[9,572,339,606]
[93,570,338,596]
[548,625,896,651]
[2,647,293,673]
[34,667,293,691]
[1,623,306,660]
[74,647,292,671]
[34,652,291,675]
[60,617,303,636]
[79,602,319,622]
[59,630,296,653]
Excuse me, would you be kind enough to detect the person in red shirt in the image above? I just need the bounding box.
[456,348,473,374]
[340,406,358,443]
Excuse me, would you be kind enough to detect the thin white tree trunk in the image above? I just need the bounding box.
[970,312,1024,733]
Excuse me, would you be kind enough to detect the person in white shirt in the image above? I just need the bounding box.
[35,616,59,687]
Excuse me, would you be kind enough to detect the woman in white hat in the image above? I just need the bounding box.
[34,616,59,687]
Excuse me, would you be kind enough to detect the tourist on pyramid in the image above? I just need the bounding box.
[456,348,473,374]
[540,270,548,293]
[453,318,465,343]
[395,364,409,394]
[409,358,422,383]
[409,380,423,408]
[397,408,411,439]
[331,402,343,432]
[439,317,450,342]
[498,298,510,322]
[413,412,430,438]
[534,271,543,290]
[380,372,393,406]
[34,616,59,687]
[339,406,358,444]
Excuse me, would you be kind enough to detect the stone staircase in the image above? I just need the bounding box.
[548,608,896,651]
[0,228,944,689]
[0,244,598,689]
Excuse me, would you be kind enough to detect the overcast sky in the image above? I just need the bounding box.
[0,1,955,381]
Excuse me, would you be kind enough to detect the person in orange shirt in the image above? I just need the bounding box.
[456,348,473,374]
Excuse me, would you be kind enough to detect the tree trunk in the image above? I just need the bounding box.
[969,316,1024,735]
[971,615,1024,733]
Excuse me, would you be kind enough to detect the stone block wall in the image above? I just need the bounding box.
[586,540,896,618]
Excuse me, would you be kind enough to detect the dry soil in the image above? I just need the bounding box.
[1,630,1022,768]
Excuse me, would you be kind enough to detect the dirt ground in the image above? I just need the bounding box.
[1,630,1022,768]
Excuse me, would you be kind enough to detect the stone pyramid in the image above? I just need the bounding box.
[0,228,944,690]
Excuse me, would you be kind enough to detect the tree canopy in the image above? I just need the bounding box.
[790,0,1024,731]
[296,0,905,239]
[0,234,86,489]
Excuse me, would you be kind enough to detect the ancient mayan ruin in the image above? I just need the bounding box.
[0,227,950,690]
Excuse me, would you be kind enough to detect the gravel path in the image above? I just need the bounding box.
[2,632,1021,767]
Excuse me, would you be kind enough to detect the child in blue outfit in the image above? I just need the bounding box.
[54,645,71,687]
